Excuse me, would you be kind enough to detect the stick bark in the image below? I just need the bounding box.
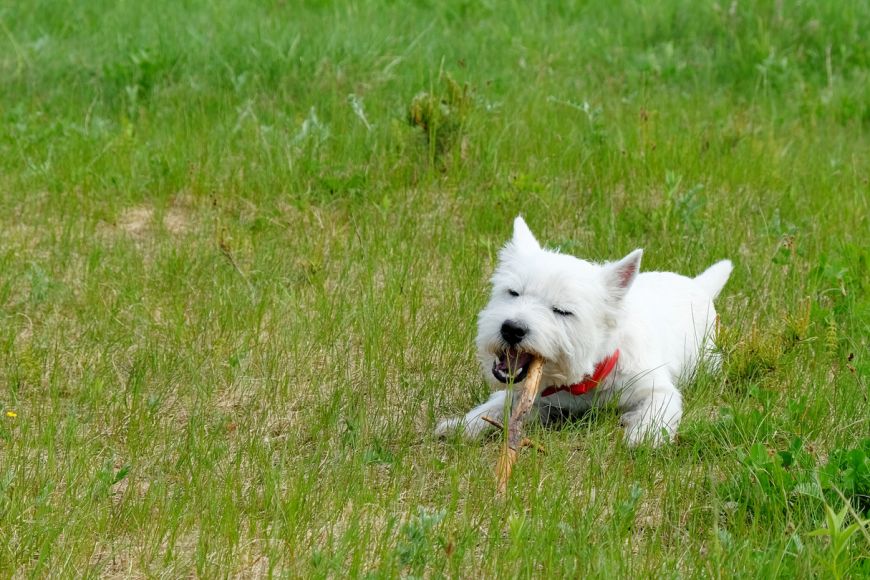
[495,356,545,493]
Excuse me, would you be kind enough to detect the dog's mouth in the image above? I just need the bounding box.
[492,349,535,384]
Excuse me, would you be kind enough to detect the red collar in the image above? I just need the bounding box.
[541,350,620,397]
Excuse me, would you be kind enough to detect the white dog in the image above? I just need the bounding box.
[436,216,732,446]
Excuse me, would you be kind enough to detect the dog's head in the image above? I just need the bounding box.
[476,216,642,387]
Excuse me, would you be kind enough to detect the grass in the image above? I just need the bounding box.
[1,0,868,576]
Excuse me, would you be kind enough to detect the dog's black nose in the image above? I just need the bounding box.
[500,320,528,346]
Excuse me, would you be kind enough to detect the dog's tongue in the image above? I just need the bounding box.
[497,348,534,379]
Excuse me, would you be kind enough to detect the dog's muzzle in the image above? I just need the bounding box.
[492,348,535,384]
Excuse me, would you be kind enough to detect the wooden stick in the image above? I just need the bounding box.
[481,416,546,454]
[495,356,545,493]
[480,415,504,430]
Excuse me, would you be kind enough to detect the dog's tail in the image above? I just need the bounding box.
[694,260,733,299]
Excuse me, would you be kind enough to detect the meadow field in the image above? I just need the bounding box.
[1,0,868,576]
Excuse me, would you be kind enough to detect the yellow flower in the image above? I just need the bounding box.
[5,411,16,418]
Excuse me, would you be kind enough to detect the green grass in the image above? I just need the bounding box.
[1,0,869,576]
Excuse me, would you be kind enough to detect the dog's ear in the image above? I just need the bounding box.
[511,216,540,251]
[604,249,643,297]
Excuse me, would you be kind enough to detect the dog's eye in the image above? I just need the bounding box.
[508,289,520,297]
[552,307,573,317]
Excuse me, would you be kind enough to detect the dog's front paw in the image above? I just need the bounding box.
[619,388,682,448]
[434,417,464,437]
[434,416,492,439]
[436,391,509,439]
[621,413,673,448]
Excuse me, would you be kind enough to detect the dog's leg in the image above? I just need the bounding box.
[617,377,683,447]
[435,390,512,439]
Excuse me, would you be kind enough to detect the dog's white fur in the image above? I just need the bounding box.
[436,216,732,446]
